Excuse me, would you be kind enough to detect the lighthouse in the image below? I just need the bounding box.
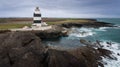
[33,7,42,27]
[11,6,51,31]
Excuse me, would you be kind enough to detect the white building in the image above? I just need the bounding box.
[32,7,48,28]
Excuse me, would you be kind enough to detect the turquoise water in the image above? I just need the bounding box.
[43,18,120,67]
[97,18,120,25]
[44,18,120,48]
[43,18,120,66]
[97,18,120,43]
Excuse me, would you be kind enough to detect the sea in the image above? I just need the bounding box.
[43,18,120,67]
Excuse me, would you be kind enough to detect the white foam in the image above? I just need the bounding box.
[100,41,120,67]
[67,27,120,67]
[68,27,111,38]
[98,27,109,31]
[118,26,120,27]
[68,27,96,37]
[114,25,120,29]
[99,26,120,30]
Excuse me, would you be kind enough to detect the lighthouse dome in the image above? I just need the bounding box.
[34,7,41,14]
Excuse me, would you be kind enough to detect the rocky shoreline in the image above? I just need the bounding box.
[0,20,116,67]
[0,20,116,39]
[0,31,116,67]
[59,21,114,28]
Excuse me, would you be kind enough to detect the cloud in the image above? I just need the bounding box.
[0,0,120,18]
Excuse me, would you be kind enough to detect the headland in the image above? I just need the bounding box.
[0,18,116,67]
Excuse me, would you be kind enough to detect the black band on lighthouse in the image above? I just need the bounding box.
[34,13,41,17]
[34,20,41,23]
[33,7,42,24]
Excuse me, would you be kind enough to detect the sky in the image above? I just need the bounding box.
[0,0,120,18]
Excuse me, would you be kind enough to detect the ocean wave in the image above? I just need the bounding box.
[68,27,95,37]
[99,27,109,31]
[99,26,120,31]
[114,24,120,27]
[118,25,120,27]
[68,27,110,38]
[69,32,94,37]
[114,25,120,29]
[99,41,120,67]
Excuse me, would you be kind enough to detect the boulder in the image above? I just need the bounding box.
[42,49,83,67]
[69,46,101,67]
[69,46,113,67]
[0,32,45,67]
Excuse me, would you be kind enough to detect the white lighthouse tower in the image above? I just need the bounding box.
[10,7,51,31]
[32,7,42,27]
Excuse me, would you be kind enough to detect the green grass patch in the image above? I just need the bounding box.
[46,19,93,25]
[0,18,95,29]
[0,23,32,30]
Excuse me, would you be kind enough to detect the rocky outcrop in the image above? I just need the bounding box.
[42,49,83,67]
[0,32,45,67]
[32,30,64,39]
[30,26,68,39]
[0,32,81,67]
[0,32,114,67]
[69,46,112,67]
[60,21,114,28]
[82,22,114,28]
[60,23,83,28]
[0,30,11,33]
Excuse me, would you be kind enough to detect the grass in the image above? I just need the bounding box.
[0,18,96,29]
[0,23,32,30]
[46,19,94,25]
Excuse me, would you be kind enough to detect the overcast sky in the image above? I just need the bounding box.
[0,0,120,18]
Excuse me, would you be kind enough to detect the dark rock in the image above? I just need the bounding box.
[117,53,120,56]
[97,48,117,60]
[24,26,68,40]
[69,46,101,67]
[43,49,82,67]
[0,31,114,67]
[98,62,104,67]
[60,21,114,28]
[0,32,45,67]
[0,30,11,33]
[0,32,82,67]
[33,30,63,39]
[60,23,83,28]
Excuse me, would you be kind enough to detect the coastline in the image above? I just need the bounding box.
[0,30,114,67]
[0,18,117,67]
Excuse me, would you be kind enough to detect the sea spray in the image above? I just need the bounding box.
[43,19,120,67]
[68,27,96,37]
[68,27,109,38]
[99,41,120,67]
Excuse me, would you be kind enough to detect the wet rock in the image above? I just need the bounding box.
[97,48,112,57]
[97,48,117,60]
[117,53,120,56]
[98,62,104,67]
